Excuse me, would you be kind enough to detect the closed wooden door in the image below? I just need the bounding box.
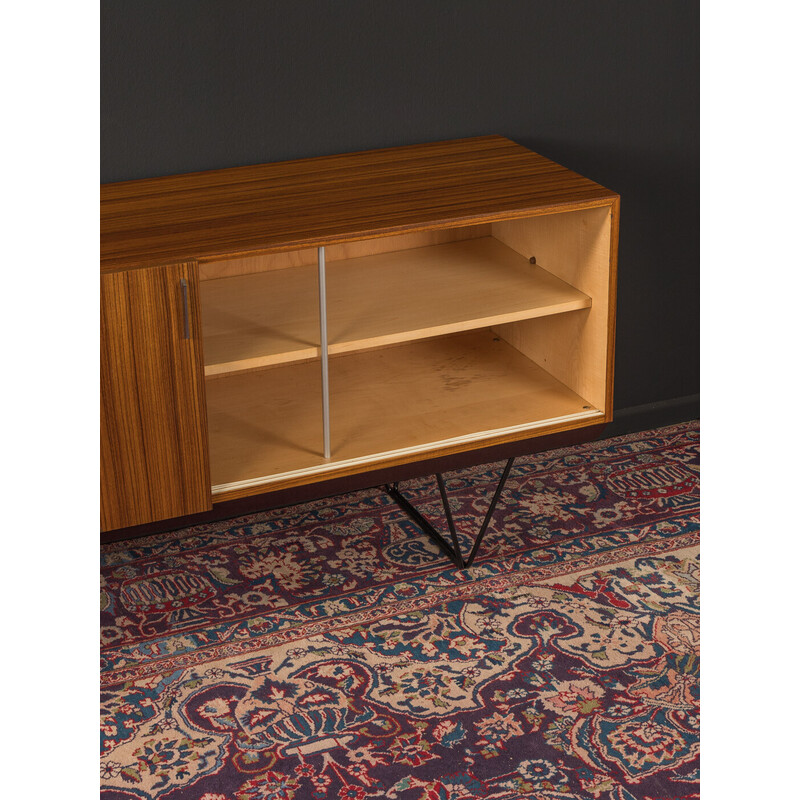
[101,262,212,530]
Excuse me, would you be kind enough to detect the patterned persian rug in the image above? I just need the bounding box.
[100,421,699,800]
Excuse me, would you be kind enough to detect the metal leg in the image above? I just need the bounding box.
[385,457,515,569]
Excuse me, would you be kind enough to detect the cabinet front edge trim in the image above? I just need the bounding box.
[210,409,604,496]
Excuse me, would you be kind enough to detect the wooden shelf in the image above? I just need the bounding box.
[200,237,592,376]
[206,329,601,493]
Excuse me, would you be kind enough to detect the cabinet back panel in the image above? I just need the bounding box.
[199,225,491,281]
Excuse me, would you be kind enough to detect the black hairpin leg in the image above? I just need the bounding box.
[385,457,515,569]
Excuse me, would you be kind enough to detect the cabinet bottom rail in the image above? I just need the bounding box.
[384,457,515,569]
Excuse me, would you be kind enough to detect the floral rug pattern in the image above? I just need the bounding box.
[101,422,699,799]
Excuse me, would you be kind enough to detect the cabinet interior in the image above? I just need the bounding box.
[199,205,612,497]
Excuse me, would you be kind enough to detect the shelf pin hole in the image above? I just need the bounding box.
[529,256,536,264]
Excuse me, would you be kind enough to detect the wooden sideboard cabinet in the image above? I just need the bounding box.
[101,136,619,534]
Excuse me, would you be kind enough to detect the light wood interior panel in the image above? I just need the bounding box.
[491,205,613,411]
[200,237,592,376]
[206,329,600,492]
[198,225,491,280]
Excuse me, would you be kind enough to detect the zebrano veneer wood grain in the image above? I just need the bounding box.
[100,136,619,531]
[100,263,211,530]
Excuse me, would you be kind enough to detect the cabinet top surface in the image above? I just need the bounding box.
[100,135,617,271]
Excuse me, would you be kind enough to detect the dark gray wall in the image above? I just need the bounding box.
[101,0,698,421]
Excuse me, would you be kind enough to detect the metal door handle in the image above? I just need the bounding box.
[180,278,191,339]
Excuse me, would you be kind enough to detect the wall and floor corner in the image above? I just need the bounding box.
[101,0,698,438]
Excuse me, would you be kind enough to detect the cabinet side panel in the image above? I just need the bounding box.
[491,206,613,412]
[100,263,212,530]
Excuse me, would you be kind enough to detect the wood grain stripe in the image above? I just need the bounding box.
[101,136,618,271]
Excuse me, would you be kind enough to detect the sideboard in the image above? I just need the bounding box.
[101,135,619,538]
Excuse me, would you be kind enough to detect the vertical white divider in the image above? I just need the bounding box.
[318,246,331,459]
